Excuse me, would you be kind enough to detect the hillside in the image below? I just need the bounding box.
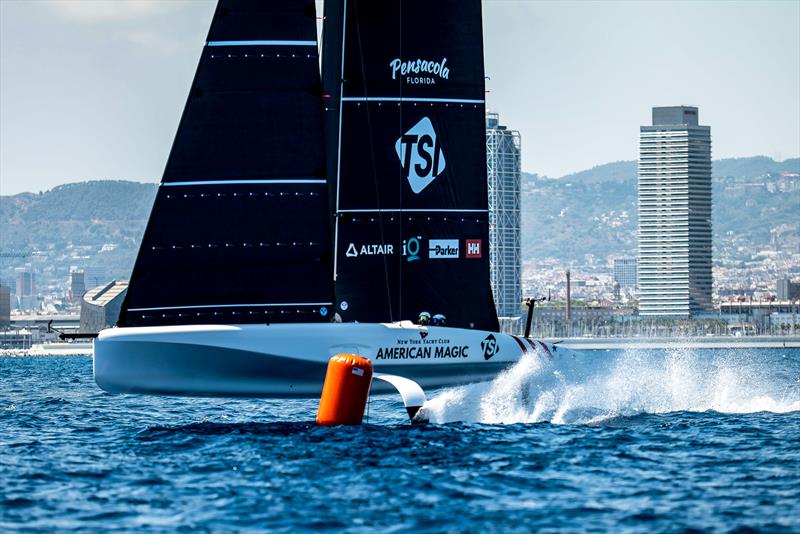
[549,160,638,185]
[1,156,798,291]
[0,181,157,285]
[521,157,800,263]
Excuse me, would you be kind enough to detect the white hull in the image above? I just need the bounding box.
[94,321,560,397]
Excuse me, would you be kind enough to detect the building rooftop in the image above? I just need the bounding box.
[651,105,700,126]
[83,280,129,307]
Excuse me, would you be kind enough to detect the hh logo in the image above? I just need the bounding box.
[395,117,446,194]
[466,239,482,259]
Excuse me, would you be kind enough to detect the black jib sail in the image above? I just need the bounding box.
[323,0,499,331]
[119,0,334,327]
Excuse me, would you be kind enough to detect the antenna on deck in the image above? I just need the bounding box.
[523,289,550,339]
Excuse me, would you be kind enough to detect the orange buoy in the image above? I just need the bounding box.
[316,354,374,426]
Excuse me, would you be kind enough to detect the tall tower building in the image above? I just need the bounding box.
[14,265,36,311]
[0,285,10,328]
[613,257,638,289]
[15,266,34,298]
[67,269,86,304]
[638,106,712,316]
[486,112,522,318]
[83,267,107,290]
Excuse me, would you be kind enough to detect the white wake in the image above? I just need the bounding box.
[421,346,800,424]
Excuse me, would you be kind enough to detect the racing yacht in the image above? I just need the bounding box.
[94,0,561,403]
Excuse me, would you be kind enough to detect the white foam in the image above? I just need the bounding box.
[421,346,800,424]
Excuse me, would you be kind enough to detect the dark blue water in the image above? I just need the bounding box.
[2,348,799,532]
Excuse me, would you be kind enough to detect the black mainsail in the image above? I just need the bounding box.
[119,0,334,327]
[323,0,499,331]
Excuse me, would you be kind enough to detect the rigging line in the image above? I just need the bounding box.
[332,0,347,284]
[397,0,403,320]
[354,0,394,323]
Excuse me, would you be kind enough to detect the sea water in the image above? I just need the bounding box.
[1,348,798,532]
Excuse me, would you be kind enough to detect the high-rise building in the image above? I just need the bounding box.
[0,278,15,296]
[777,277,800,300]
[67,269,86,304]
[14,266,37,311]
[486,112,522,318]
[15,266,34,298]
[0,285,10,328]
[638,106,712,316]
[613,257,638,288]
[83,267,107,290]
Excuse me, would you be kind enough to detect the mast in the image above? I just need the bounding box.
[321,0,346,283]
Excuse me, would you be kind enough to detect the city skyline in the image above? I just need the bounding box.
[1,0,799,195]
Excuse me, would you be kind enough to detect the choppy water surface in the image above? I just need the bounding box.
[1,348,799,532]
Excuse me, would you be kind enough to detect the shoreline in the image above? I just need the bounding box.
[1,342,93,357]
[547,336,800,350]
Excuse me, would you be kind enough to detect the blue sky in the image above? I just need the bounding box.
[1,0,798,195]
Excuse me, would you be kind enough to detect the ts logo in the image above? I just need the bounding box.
[395,117,446,194]
[481,334,500,360]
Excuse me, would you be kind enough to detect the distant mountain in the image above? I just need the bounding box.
[2,180,157,246]
[550,160,638,185]
[528,156,800,186]
[521,156,800,264]
[2,181,155,221]
[521,172,637,264]
[713,156,800,179]
[1,156,797,290]
[0,181,157,285]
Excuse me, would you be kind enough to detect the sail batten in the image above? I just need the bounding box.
[128,302,333,312]
[207,40,317,46]
[338,209,488,213]
[341,97,485,104]
[162,179,326,187]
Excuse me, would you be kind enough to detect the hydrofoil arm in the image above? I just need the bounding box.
[373,373,427,422]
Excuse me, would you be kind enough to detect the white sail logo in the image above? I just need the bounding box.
[389,58,449,85]
[345,242,394,258]
[395,117,446,194]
